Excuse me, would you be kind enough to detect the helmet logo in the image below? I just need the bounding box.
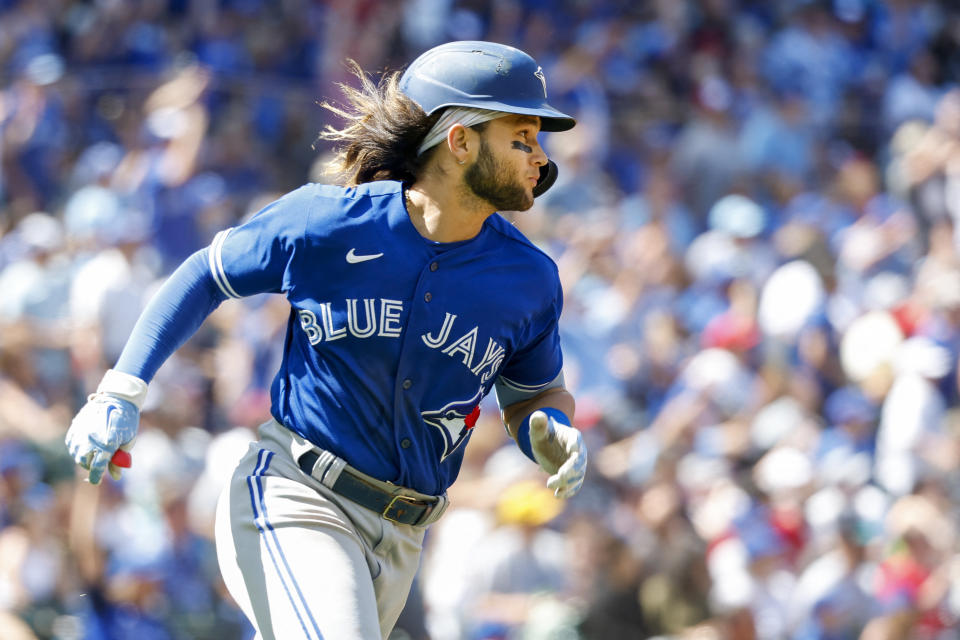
[535,66,547,97]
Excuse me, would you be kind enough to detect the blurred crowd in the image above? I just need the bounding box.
[2,0,960,639]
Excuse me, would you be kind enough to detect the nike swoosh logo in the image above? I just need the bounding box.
[346,248,384,264]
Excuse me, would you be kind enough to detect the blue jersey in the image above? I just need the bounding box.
[211,180,563,494]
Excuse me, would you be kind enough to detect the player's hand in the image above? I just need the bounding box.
[65,370,147,485]
[528,410,587,498]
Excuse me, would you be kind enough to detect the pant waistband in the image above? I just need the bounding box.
[296,448,448,527]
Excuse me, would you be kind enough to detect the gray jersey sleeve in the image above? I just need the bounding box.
[493,370,565,409]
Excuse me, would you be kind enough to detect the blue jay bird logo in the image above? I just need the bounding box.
[534,66,547,97]
[422,389,484,461]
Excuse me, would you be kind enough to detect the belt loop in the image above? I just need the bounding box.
[315,450,346,489]
[420,494,449,525]
[298,448,347,489]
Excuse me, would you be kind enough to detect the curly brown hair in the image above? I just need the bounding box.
[317,61,443,186]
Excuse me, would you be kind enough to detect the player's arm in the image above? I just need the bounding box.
[497,376,586,499]
[65,247,231,484]
[500,386,575,433]
[66,187,310,485]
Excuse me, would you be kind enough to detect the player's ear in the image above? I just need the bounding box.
[446,124,473,166]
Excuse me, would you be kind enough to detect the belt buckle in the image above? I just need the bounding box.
[383,495,426,525]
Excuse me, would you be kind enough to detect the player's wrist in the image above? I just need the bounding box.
[517,407,570,462]
[96,369,149,410]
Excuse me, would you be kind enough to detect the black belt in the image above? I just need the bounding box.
[297,450,437,526]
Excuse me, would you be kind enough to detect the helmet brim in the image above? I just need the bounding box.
[428,100,575,132]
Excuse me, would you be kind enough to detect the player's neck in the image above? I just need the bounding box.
[405,177,493,243]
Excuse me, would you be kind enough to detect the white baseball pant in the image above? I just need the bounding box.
[215,418,440,640]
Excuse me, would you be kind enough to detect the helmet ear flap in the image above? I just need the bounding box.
[533,160,558,198]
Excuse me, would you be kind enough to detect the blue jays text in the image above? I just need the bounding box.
[298,304,506,384]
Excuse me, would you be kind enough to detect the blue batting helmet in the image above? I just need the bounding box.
[399,41,576,133]
[400,41,574,196]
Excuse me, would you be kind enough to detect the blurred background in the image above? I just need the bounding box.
[1,0,960,639]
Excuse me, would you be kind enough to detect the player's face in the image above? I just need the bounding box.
[464,115,547,212]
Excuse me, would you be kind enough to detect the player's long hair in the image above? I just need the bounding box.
[318,61,442,186]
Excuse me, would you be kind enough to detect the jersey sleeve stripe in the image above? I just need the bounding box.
[208,228,241,299]
[497,374,552,392]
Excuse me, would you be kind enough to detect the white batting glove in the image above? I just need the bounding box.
[65,370,147,485]
[528,410,587,498]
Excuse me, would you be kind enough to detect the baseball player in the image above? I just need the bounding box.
[65,40,587,640]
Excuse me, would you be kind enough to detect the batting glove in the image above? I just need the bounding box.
[65,370,147,485]
[528,410,587,498]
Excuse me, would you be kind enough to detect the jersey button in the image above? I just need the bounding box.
[402,379,412,390]
[424,292,432,302]
[400,438,412,449]
[430,261,439,272]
